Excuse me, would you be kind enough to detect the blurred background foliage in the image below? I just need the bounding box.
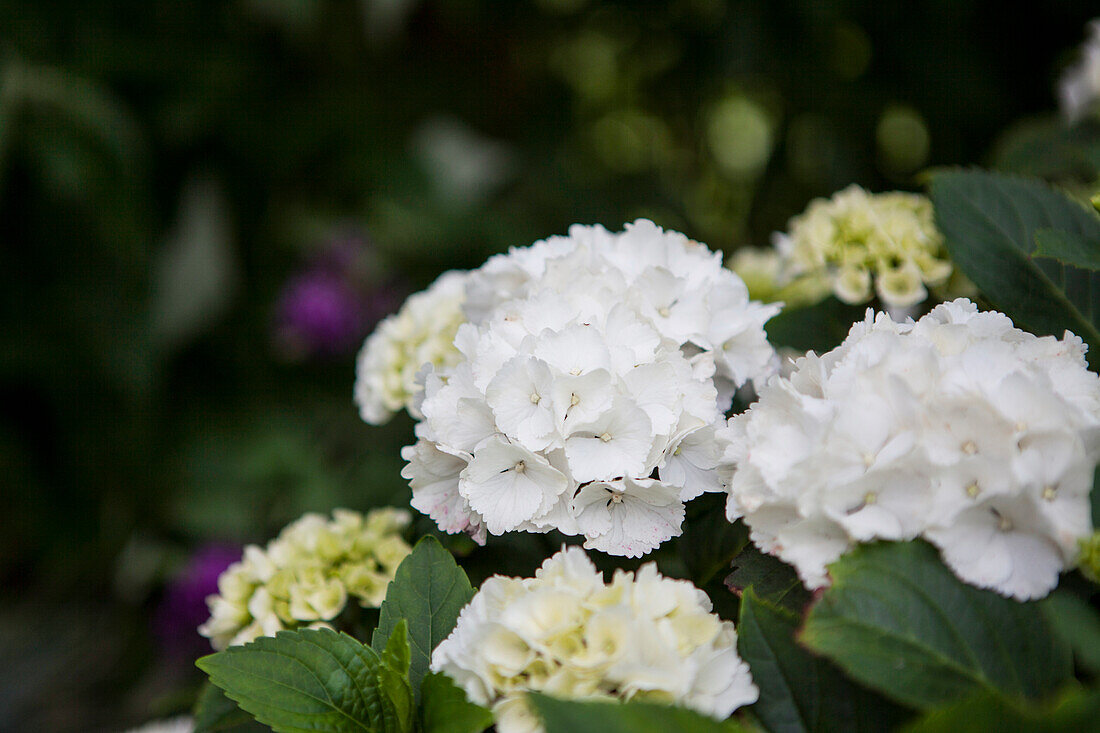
[1,0,1099,730]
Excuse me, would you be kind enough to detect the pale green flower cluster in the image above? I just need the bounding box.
[354,270,468,425]
[728,246,831,309]
[432,547,758,733]
[200,508,412,650]
[761,184,953,310]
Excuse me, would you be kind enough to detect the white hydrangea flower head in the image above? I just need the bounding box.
[405,220,780,555]
[769,185,952,311]
[199,507,412,650]
[431,547,758,732]
[719,299,1100,600]
[1060,19,1100,123]
[354,270,468,425]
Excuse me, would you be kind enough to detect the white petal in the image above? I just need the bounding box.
[564,401,654,482]
[574,478,684,557]
[461,437,568,534]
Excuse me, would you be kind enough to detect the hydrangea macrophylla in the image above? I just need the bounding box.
[431,547,758,733]
[403,220,780,555]
[769,185,953,311]
[199,508,411,650]
[354,270,468,424]
[1060,19,1100,123]
[719,299,1100,601]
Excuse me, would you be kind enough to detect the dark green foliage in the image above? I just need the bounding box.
[419,673,493,733]
[530,694,749,733]
[192,682,270,733]
[197,626,415,733]
[930,169,1100,367]
[738,589,913,733]
[372,536,476,699]
[904,688,1100,733]
[800,541,1073,710]
[725,544,811,613]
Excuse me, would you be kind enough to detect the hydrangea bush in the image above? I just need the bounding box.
[194,165,1100,732]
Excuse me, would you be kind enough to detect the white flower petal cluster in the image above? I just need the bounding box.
[1060,19,1100,123]
[720,299,1100,601]
[431,547,758,733]
[354,270,468,425]
[200,508,412,650]
[404,220,779,555]
[772,185,951,310]
[464,220,780,401]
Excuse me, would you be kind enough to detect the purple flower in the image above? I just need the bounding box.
[154,544,239,661]
[275,269,369,356]
[273,231,402,359]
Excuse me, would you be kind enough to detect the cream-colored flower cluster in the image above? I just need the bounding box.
[770,184,952,310]
[354,270,468,425]
[199,508,412,650]
[431,547,758,733]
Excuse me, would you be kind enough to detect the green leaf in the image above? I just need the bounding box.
[372,535,475,698]
[904,687,1100,733]
[379,620,415,733]
[192,681,269,733]
[1033,227,1100,271]
[197,627,413,733]
[419,672,493,733]
[1042,589,1100,674]
[680,497,750,586]
[929,169,1100,367]
[529,694,748,733]
[737,588,913,733]
[382,618,412,677]
[799,540,1072,710]
[990,114,1100,181]
[762,297,864,354]
[725,544,810,612]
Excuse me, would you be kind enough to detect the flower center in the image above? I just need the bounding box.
[599,432,613,443]
[966,482,980,498]
[530,392,541,404]
[513,461,526,474]
[961,440,977,455]
[1042,485,1057,501]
